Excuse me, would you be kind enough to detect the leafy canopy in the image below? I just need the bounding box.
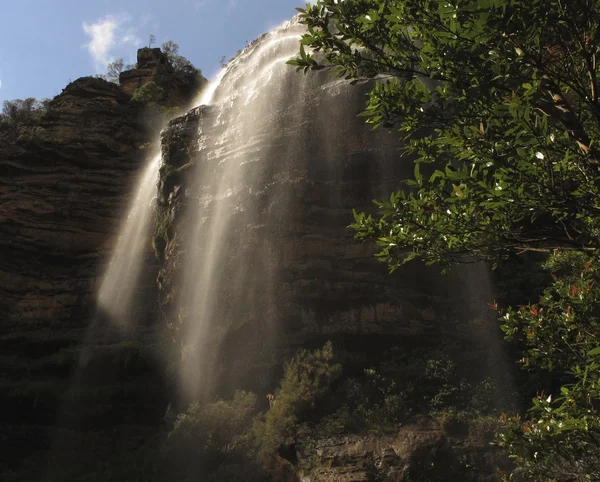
[132,81,165,103]
[291,0,600,271]
[0,97,50,143]
[496,252,600,479]
[161,40,202,76]
[1,98,48,126]
[290,0,600,479]
[165,390,257,475]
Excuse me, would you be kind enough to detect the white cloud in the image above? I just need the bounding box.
[83,15,119,67]
[189,0,215,12]
[82,14,143,71]
[120,34,139,45]
[194,0,211,9]
[0,79,2,90]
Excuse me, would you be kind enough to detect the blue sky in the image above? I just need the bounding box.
[0,0,304,102]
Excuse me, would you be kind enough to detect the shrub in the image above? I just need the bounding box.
[132,82,164,103]
[165,390,257,474]
[0,98,50,142]
[161,40,203,79]
[254,342,342,451]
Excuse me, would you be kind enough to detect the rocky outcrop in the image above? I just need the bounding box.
[297,421,507,482]
[120,48,207,108]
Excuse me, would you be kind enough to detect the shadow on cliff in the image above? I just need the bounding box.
[36,304,172,481]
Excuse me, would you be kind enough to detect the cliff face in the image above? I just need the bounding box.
[0,77,149,339]
[0,36,509,481]
[0,56,204,480]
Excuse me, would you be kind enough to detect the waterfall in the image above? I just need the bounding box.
[34,15,518,482]
[96,154,160,330]
[157,17,406,401]
[98,16,502,406]
[173,19,310,400]
[95,65,227,330]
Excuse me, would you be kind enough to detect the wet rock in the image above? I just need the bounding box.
[154,56,495,397]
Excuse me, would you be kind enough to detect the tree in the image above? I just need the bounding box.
[0,98,49,141]
[161,40,179,59]
[105,58,125,83]
[161,40,201,76]
[166,391,257,475]
[1,98,46,124]
[290,0,600,479]
[254,341,342,452]
[104,58,135,83]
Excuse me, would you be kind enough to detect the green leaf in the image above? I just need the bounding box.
[587,346,600,357]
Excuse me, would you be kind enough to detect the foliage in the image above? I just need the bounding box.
[292,0,600,271]
[161,40,202,78]
[165,343,341,479]
[317,356,500,438]
[165,390,257,475]
[253,341,342,451]
[0,97,50,142]
[496,251,600,480]
[163,343,505,478]
[1,98,48,126]
[424,356,471,410]
[132,81,165,103]
[291,0,600,479]
[103,58,136,83]
[106,58,124,83]
[315,367,408,436]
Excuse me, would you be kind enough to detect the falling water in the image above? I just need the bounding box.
[95,63,227,329]
[171,19,314,399]
[96,16,507,407]
[96,154,160,329]
[154,17,410,402]
[192,68,226,108]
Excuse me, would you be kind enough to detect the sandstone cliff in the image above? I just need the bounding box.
[0,51,204,480]
[0,35,510,481]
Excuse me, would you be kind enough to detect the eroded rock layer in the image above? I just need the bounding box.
[0,71,199,479]
[0,77,152,341]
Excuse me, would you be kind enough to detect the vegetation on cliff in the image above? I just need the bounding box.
[0,98,50,142]
[164,343,341,481]
[291,0,600,479]
[164,340,508,480]
[103,39,202,84]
